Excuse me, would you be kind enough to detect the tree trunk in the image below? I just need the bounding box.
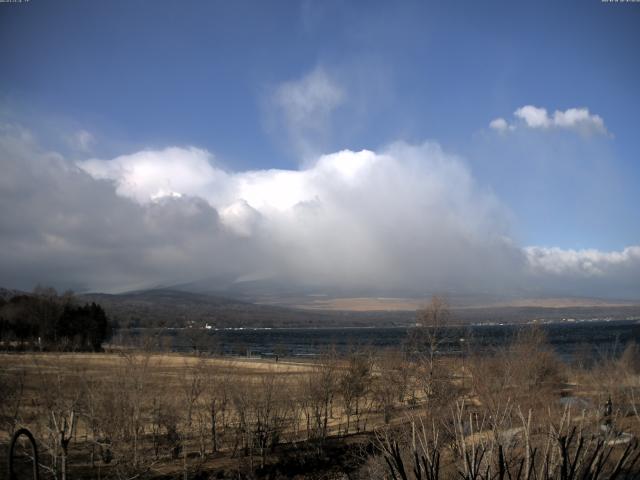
[211,402,218,453]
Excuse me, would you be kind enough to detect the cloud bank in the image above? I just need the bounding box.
[0,122,638,298]
[76,140,520,293]
[490,105,608,136]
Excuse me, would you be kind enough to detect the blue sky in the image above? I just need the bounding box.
[1,1,639,295]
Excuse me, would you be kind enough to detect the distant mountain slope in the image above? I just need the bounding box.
[3,286,639,329]
[78,289,399,328]
[79,288,640,329]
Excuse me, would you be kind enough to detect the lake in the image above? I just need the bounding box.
[120,319,640,361]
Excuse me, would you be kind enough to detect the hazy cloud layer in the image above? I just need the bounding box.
[1,121,638,298]
[0,124,255,292]
[525,246,640,277]
[268,66,345,158]
[67,129,94,152]
[490,105,608,136]
[523,246,640,299]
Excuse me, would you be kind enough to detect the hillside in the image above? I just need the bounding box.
[3,287,639,329]
[79,289,640,329]
[78,289,396,328]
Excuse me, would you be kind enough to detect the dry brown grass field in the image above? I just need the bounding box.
[3,331,640,479]
[1,348,430,479]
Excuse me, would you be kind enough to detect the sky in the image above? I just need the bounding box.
[1,1,639,298]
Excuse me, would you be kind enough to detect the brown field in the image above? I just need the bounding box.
[263,294,639,312]
[1,349,433,478]
[290,296,426,311]
[2,332,640,479]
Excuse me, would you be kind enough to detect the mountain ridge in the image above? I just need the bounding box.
[3,286,640,329]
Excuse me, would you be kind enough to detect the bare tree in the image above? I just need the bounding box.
[339,349,373,434]
[204,364,231,454]
[32,355,80,480]
[252,372,290,467]
[88,349,159,479]
[372,349,412,424]
[302,350,338,447]
[409,295,451,398]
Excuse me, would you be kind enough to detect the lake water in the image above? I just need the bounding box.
[122,320,640,361]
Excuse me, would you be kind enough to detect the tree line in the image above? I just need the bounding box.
[0,286,114,351]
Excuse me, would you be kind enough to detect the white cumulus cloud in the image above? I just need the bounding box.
[79,147,230,204]
[72,139,519,292]
[552,108,607,134]
[515,105,552,128]
[490,105,608,136]
[489,117,511,133]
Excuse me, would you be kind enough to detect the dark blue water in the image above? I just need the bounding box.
[124,320,640,360]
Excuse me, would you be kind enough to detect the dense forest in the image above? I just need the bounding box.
[0,287,114,351]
